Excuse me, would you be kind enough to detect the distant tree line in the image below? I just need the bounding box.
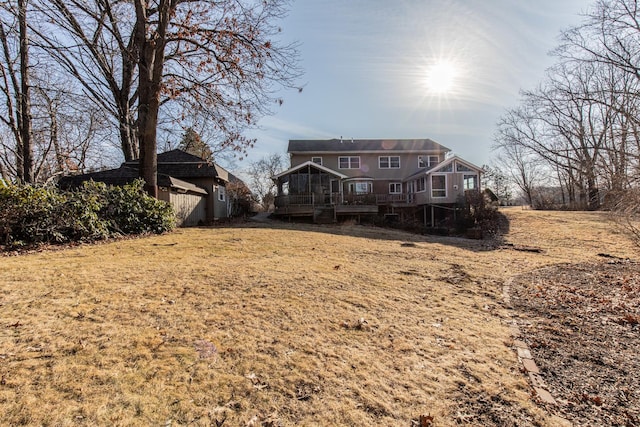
[0,0,300,194]
[492,0,640,212]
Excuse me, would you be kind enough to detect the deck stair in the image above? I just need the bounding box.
[313,207,335,224]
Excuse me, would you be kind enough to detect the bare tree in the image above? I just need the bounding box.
[0,0,34,183]
[29,81,113,181]
[495,59,620,210]
[32,0,301,195]
[482,164,512,206]
[493,143,542,206]
[493,0,640,214]
[246,153,285,211]
[555,0,640,190]
[557,0,640,84]
[31,0,140,162]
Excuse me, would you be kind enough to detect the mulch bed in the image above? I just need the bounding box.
[509,260,640,427]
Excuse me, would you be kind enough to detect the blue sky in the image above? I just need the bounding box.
[242,0,592,170]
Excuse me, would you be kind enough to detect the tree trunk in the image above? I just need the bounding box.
[134,0,173,197]
[586,175,600,210]
[18,0,33,183]
[118,102,138,161]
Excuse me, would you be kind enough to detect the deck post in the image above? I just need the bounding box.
[431,205,435,227]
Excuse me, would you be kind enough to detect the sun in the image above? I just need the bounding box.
[424,61,459,95]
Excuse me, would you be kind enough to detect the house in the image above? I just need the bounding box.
[272,138,483,225]
[59,149,239,226]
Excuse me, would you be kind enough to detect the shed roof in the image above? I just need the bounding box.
[58,165,207,194]
[288,138,450,153]
[124,149,229,182]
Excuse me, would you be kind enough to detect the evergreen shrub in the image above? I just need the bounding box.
[0,179,175,249]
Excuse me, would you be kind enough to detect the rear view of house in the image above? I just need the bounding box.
[272,138,482,225]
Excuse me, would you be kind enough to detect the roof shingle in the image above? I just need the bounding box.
[287,138,450,153]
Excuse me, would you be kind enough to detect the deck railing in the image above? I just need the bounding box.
[274,193,315,207]
[275,192,416,208]
[375,194,413,204]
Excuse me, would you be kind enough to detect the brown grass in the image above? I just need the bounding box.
[0,208,636,426]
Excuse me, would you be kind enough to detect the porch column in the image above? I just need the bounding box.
[431,205,435,227]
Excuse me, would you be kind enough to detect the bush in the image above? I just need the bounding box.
[0,180,176,249]
[608,189,640,249]
[0,184,66,245]
[455,190,506,237]
[100,180,176,235]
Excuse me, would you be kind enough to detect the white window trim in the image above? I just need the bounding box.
[378,155,400,169]
[418,155,439,168]
[349,181,372,194]
[312,156,323,165]
[456,161,475,172]
[463,174,478,190]
[338,156,360,169]
[218,186,226,202]
[389,182,402,194]
[416,177,427,193]
[431,174,447,198]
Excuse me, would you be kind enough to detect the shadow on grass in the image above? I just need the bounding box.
[218,209,511,253]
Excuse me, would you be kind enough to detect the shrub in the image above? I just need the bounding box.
[101,180,176,235]
[0,184,66,245]
[455,190,506,237]
[0,180,175,249]
[608,189,640,249]
[61,181,111,241]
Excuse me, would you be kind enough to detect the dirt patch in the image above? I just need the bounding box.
[509,260,640,427]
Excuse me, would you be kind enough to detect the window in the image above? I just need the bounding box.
[431,175,446,198]
[379,156,400,169]
[349,182,371,193]
[407,180,415,194]
[312,157,323,165]
[456,162,474,172]
[463,174,478,190]
[218,186,226,202]
[339,156,360,169]
[434,163,453,173]
[389,183,402,194]
[418,155,439,168]
[416,177,426,192]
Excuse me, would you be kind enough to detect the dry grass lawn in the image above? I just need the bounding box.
[0,208,637,426]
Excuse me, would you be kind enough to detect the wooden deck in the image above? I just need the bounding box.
[274,193,414,221]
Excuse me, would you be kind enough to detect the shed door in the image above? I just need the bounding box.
[170,192,207,226]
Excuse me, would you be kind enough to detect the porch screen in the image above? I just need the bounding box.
[289,173,308,194]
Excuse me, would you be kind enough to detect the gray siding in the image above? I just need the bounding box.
[163,191,207,226]
[290,152,444,181]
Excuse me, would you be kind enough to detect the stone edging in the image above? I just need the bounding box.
[503,277,558,406]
